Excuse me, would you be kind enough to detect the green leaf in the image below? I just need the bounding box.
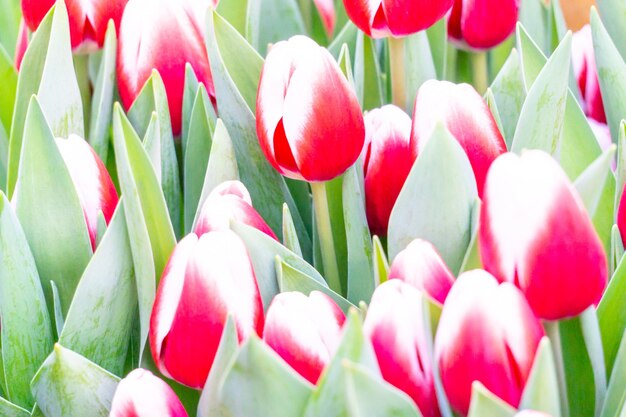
[372,235,389,286]
[0,122,8,195]
[468,382,517,417]
[611,225,625,275]
[388,123,477,273]
[0,45,17,135]
[328,22,358,59]
[282,204,303,257]
[59,201,136,376]
[426,18,448,80]
[399,32,437,114]
[599,254,626,375]
[31,345,119,417]
[0,192,53,409]
[143,112,161,178]
[596,0,626,61]
[0,0,20,56]
[0,397,29,417]
[601,329,626,417]
[246,0,306,55]
[216,0,248,36]
[614,122,626,215]
[489,48,524,146]
[182,64,199,154]
[354,32,384,110]
[520,338,561,417]
[459,198,483,273]
[518,0,552,55]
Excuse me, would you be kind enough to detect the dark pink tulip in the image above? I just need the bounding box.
[150,231,264,389]
[194,181,278,240]
[117,0,215,136]
[14,19,28,70]
[389,239,455,305]
[363,280,440,417]
[343,0,453,39]
[572,25,606,124]
[479,151,607,320]
[447,0,519,49]
[617,184,626,246]
[435,270,544,416]
[55,135,119,250]
[411,80,506,196]
[256,35,364,182]
[361,105,413,236]
[263,291,345,384]
[109,369,188,417]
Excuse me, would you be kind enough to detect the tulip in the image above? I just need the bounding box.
[435,270,544,416]
[313,0,335,38]
[479,151,607,320]
[109,369,188,417]
[117,0,215,136]
[363,280,440,417]
[617,184,626,246]
[256,35,364,182]
[388,239,455,305]
[361,105,413,236]
[263,291,345,384]
[55,135,119,250]
[194,181,278,240]
[447,0,519,49]
[14,19,28,70]
[572,24,606,123]
[411,80,507,196]
[21,0,127,51]
[150,230,264,389]
[342,0,453,38]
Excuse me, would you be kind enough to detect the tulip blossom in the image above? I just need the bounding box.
[411,80,507,196]
[361,105,413,236]
[21,0,127,50]
[194,181,278,240]
[150,231,264,389]
[617,185,626,246]
[479,151,607,320]
[363,280,440,417]
[109,369,188,417]
[117,0,215,136]
[313,0,335,38]
[389,239,455,305]
[55,135,119,250]
[343,0,453,38]
[435,270,544,416]
[14,19,28,70]
[263,291,345,384]
[256,35,364,182]
[447,0,519,49]
[572,25,606,123]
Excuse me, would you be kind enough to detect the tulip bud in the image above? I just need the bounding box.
[109,369,188,417]
[150,230,264,389]
[617,184,626,246]
[256,35,364,182]
[117,0,215,136]
[14,19,28,70]
[342,0,453,39]
[361,105,413,236]
[572,24,606,124]
[194,181,278,240]
[363,280,440,417]
[313,0,335,38]
[411,80,507,196]
[55,135,119,250]
[389,239,455,305]
[435,270,544,416]
[479,151,607,320]
[263,291,345,384]
[447,0,519,49]
[21,0,127,51]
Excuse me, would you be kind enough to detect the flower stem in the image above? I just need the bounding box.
[388,36,407,110]
[311,181,341,294]
[471,51,489,94]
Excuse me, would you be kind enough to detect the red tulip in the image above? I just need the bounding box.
[363,280,440,417]
[55,135,119,250]
[194,180,278,240]
[263,291,345,384]
[109,369,188,417]
[21,0,127,50]
[572,25,606,124]
[14,19,28,70]
[117,0,215,136]
[479,151,607,320]
[617,184,626,246]
[389,239,455,305]
[411,80,506,196]
[342,0,453,39]
[361,105,413,236]
[256,35,364,182]
[150,230,264,389]
[447,0,519,49]
[313,0,335,38]
[435,270,544,416]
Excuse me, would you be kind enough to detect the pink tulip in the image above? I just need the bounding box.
[256,35,364,182]
[313,0,335,38]
[448,0,519,49]
[389,239,455,305]
[572,25,606,124]
[361,105,413,236]
[435,270,544,415]
[411,80,506,196]
[109,369,188,417]
[150,231,264,389]
[363,280,440,417]
[263,291,345,384]
[14,19,28,70]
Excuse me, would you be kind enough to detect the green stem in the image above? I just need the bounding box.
[311,181,341,294]
[471,51,489,94]
[544,320,570,417]
[388,36,407,110]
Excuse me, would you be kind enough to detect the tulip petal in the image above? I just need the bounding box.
[458,0,519,49]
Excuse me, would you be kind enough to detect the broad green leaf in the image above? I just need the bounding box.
[0,0,20,56]
[0,122,8,194]
[459,199,483,273]
[426,18,447,80]
[217,0,248,36]
[354,32,384,110]
[400,32,437,114]
[520,338,561,417]
[31,345,119,417]
[282,204,303,257]
[0,397,29,417]
[328,22,358,59]
[468,382,517,417]
[596,0,626,61]
[0,192,53,409]
[372,235,389,286]
[388,123,477,273]
[246,0,306,55]
[599,254,626,374]
[143,113,161,179]
[0,45,17,135]
[485,89,505,143]
[601,329,626,417]
[490,48,524,146]
[519,0,552,55]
